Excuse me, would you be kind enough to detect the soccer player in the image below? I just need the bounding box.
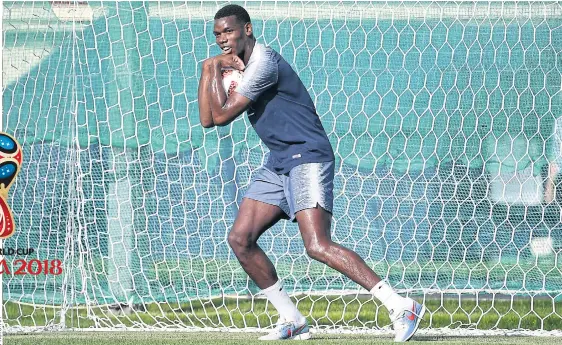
[197,4,425,342]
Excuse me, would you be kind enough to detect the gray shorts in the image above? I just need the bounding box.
[243,161,335,221]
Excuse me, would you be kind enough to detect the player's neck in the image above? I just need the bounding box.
[242,39,256,65]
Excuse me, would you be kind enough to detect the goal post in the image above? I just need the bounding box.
[2,0,562,336]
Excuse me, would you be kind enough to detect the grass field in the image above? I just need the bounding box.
[3,295,562,330]
[4,331,562,345]
[3,296,562,344]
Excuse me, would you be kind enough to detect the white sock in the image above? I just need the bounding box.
[261,280,304,323]
[370,280,406,315]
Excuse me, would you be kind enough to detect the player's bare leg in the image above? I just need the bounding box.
[295,206,381,289]
[228,198,285,289]
[228,198,310,340]
[295,206,425,342]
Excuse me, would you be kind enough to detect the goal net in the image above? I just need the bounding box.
[2,0,562,336]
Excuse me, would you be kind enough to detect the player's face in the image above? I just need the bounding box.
[213,16,248,56]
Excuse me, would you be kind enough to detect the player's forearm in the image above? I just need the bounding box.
[207,57,251,126]
[198,63,215,128]
[208,61,232,126]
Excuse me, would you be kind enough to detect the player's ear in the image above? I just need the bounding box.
[244,22,253,37]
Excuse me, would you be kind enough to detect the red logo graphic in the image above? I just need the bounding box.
[0,133,22,239]
[289,324,306,337]
[407,302,417,321]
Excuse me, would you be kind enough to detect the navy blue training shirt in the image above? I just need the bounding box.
[235,43,335,174]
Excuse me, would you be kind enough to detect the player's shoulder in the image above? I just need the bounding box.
[249,43,278,66]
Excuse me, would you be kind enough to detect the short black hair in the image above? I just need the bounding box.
[214,4,251,25]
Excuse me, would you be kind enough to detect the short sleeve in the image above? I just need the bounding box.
[236,48,278,101]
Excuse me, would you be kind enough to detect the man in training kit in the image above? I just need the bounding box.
[197,4,425,342]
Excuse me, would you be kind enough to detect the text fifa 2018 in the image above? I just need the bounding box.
[0,259,62,275]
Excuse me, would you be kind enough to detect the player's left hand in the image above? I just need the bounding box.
[214,54,245,71]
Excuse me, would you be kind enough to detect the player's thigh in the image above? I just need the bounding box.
[295,206,333,248]
[230,167,289,243]
[230,198,287,244]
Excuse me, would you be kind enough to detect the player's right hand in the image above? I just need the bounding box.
[214,54,245,71]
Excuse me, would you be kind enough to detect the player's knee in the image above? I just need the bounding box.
[227,230,254,252]
[305,241,330,262]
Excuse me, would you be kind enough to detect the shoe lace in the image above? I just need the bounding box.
[272,318,291,332]
[392,310,409,333]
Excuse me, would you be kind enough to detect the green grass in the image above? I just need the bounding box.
[3,295,562,331]
[4,296,562,345]
[4,331,562,345]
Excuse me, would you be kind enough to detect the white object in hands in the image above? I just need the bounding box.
[221,68,243,97]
